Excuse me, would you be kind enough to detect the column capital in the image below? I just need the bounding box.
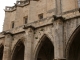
[53,15,65,21]
[23,25,35,30]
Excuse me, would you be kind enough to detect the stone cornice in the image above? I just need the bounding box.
[0,33,5,38]
[52,8,80,21]
[62,8,80,20]
[2,31,13,35]
[62,8,79,15]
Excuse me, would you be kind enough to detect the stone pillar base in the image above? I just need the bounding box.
[54,59,66,60]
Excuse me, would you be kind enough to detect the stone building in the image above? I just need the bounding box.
[0,0,80,60]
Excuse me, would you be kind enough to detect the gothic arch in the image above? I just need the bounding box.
[34,34,54,60]
[11,39,25,60]
[0,44,4,60]
[66,25,80,60]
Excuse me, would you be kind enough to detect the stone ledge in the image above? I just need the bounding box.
[62,8,79,15]
[2,31,13,35]
[62,8,80,20]
[0,32,5,38]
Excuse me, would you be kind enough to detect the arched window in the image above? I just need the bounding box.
[12,41,24,60]
[35,36,54,60]
[0,45,4,60]
[67,26,80,60]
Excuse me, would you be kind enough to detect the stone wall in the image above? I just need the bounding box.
[1,0,80,60]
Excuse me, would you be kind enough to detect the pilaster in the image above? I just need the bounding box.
[23,25,34,60]
[2,31,13,60]
[52,16,65,59]
[55,0,62,15]
[29,0,37,23]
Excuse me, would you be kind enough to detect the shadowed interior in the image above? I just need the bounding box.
[12,42,24,60]
[37,37,54,60]
[68,30,80,60]
[0,45,4,60]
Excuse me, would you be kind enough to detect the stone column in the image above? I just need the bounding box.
[52,17,66,60]
[24,26,34,60]
[2,32,13,60]
[55,0,62,15]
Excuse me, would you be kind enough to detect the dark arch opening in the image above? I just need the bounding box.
[36,36,54,60]
[0,45,4,60]
[68,27,80,60]
[12,41,24,60]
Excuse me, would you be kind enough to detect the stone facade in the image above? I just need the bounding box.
[0,0,80,60]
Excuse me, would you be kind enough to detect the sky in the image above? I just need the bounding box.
[0,0,16,32]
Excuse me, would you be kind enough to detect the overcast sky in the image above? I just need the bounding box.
[0,0,16,32]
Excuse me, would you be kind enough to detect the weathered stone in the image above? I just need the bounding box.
[0,0,80,60]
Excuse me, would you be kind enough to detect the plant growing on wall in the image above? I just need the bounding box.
[52,19,54,22]
[40,28,44,31]
[35,37,38,39]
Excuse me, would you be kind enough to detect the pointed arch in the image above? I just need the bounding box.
[11,39,25,60]
[34,34,54,60]
[37,34,54,46]
[0,44,4,60]
[66,25,80,60]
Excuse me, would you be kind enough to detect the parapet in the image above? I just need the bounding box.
[4,0,30,12]
[5,6,16,12]
[16,1,30,7]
